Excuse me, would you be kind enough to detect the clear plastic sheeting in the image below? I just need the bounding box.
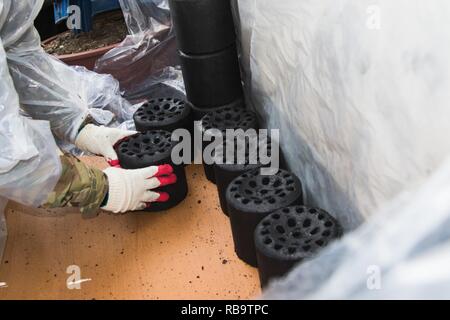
[0,31,61,208]
[95,0,179,99]
[265,157,450,299]
[3,0,135,144]
[120,0,170,35]
[235,0,450,230]
[122,66,185,102]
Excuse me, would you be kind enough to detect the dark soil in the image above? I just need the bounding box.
[43,10,128,55]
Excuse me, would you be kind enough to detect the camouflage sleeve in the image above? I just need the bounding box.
[43,155,109,218]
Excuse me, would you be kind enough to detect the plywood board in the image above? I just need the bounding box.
[0,158,260,300]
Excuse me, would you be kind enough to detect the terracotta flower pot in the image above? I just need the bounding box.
[42,35,120,70]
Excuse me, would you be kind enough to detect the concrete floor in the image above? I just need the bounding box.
[0,157,261,300]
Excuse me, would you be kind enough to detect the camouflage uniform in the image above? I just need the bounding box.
[43,155,109,218]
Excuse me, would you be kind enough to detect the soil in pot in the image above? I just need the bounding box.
[115,130,188,212]
[43,10,127,55]
[254,206,342,288]
[226,169,304,266]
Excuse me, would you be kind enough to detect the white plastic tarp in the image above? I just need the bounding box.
[234,0,450,298]
[235,0,450,229]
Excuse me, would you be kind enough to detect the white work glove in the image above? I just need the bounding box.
[102,164,177,213]
[75,124,137,167]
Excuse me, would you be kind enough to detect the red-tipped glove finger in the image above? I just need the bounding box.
[108,159,121,168]
[153,164,174,177]
[157,174,178,186]
[144,192,170,208]
[136,164,174,179]
[143,174,177,189]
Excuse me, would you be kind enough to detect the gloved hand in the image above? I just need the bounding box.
[102,164,177,213]
[75,124,137,167]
